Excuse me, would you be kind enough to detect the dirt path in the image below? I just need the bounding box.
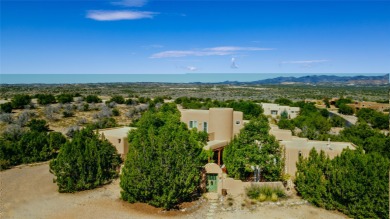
[1,163,348,219]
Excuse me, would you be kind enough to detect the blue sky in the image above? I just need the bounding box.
[1,0,390,74]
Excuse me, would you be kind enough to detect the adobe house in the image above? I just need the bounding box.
[260,103,300,119]
[180,108,244,166]
[270,125,355,179]
[98,127,136,158]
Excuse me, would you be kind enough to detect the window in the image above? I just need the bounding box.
[298,150,302,157]
[203,122,208,132]
[118,139,121,143]
[235,120,241,125]
[271,110,278,115]
[189,120,198,129]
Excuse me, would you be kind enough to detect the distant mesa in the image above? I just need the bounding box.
[214,74,389,86]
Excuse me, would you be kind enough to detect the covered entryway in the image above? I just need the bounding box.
[206,174,218,192]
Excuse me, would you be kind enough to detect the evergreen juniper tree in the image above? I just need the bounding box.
[120,103,208,209]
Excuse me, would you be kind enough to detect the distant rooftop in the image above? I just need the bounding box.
[98,127,136,138]
[281,139,355,152]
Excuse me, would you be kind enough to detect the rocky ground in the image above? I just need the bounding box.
[1,163,349,219]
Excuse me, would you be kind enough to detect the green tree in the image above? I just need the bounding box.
[109,95,125,104]
[338,104,354,115]
[56,94,73,104]
[295,149,389,219]
[295,149,331,208]
[0,102,13,113]
[356,108,389,130]
[324,98,331,108]
[50,128,121,192]
[274,98,293,106]
[280,110,289,119]
[329,115,346,127]
[223,115,283,181]
[27,119,49,132]
[277,118,295,130]
[85,95,102,103]
[11,94,31,109]
[335,98,353,108]
[36,94,56,105]
[120,103,207,209]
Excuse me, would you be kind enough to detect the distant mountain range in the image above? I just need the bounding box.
[213,74,389,85]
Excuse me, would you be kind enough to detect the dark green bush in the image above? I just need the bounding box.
[109,95,125,104]
[224,115,283,181]
[50,128,121,192]
[120,103,208,210]
[0,102,13,113]
[85,95,102,103]
[11,94,31,109]
[295,148,389,219]
[36,94,56,105]
[56,94,74,104]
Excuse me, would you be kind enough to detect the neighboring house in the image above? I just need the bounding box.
[260,103,300,119]
[270,125,355,179]
[347,101,390,113]
[98,127,136,158]
[180,108,244,166]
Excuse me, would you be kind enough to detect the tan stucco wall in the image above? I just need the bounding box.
[180,109,210,132]
[284,144,353,178]
[261,103,300,119]
[180,108,244,142]
[98,127,134,157]
[205,163,284,196]
[209,108,233,141]
[233,111,243,136]
[102,135,128,155]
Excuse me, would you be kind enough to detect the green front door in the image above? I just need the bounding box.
[207,174,218,192]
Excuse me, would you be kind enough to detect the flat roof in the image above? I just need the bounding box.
[281,139,355,152]
[203,140,228,151]
[98,127,136,138]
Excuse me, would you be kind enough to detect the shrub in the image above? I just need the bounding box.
[120,103,208,210]
[245,185,285,201]
[295,149,389,219]
[62,111,74,117]
[85,95,102,103]
[11,94,31,109]
[27,119,49,132]
[338,104,354,115]
[258,194,267,202]
[110,95,125,104]
[36,94,56,105]
[56,94,73,104]
[271,193,278,202]
[44,105,59,121]
[0,113,13,124]
[224,115,283,181]
[0,102,13,113]
[15,110,33,127]
[112,108,120,116]
[50,128,121,192]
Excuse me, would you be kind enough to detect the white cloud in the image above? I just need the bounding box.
[86,10,156,21]
[281,59,329,64]
[150,46,274,58]
[151,50,231,58]
[111,0,147,7]
[208,46,273,52]
[231,57,238,69]
[185,66,198,71]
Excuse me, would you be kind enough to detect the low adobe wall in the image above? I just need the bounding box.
[204,163,284,197]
